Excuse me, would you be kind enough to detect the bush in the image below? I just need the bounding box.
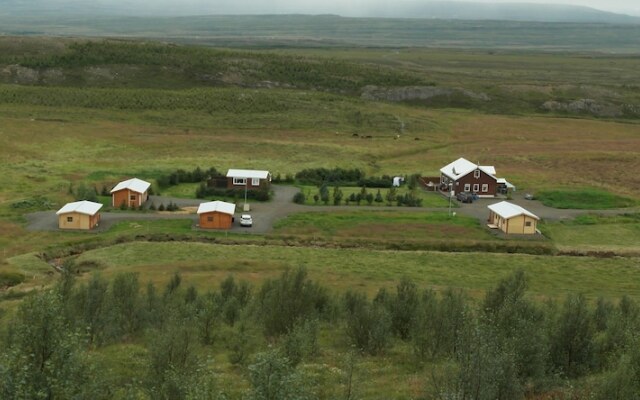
[256,267,330,338]
[295,167,365,186]
[157,166,223,189]
[293,192,306,204]
[196,186,271,201]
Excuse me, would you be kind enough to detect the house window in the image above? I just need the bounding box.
[251,178,260,186]
[67,216,73,222]
[474,169,480,178]
[464,183,470,192]
[525,221,532,227]
[130,195,136,200]
[473,184,479,192]
[233,177,246,185]
[207,216,213,222]
[482,184,488,192]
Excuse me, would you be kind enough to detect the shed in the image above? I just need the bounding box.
[111,178,151,208]
[197,200,236,229]
[226,169,271,190]
[487,201,539,235]
[56,200,103,230]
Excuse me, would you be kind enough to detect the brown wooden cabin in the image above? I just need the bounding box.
[197,201,236,229]
[111,178,151,208]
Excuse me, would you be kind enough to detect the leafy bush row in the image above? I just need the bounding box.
[2,268,638,398]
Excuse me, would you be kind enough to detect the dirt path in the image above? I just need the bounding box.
[25,185,639,233]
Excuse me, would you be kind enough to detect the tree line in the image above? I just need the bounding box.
[1,268,638,399]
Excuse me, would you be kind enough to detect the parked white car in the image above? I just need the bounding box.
[240,214,253,227]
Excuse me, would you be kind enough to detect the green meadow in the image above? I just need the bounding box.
[0,34,639,400]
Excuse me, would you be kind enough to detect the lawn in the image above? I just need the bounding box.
[157,182,200,199]
[272,210,487,241]
[44,241,639,301]
[297,185,451,208]
[535,188,638,209]
[540,213,640,253]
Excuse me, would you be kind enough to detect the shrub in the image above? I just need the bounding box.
[293,192,306,204]
[256,267,330,338]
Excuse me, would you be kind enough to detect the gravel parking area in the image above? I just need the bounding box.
[26,186,638,233]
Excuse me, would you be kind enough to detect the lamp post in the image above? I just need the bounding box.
[244,179,249,211]
[448,182,453,216]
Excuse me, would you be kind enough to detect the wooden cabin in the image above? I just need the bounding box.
[197,200,236,229]
[111,178,151,208]
[56,200,103,230]
[225,169,271,190]
[487,201,539,235]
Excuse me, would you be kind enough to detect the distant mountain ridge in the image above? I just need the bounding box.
[1,0,639,24]
[360,2,640,24]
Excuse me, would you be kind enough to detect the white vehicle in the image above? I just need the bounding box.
[240,214,253,227]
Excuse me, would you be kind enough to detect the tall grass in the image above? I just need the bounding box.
[536,189,637,209]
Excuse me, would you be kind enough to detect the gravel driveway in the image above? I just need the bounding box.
[25,186,638,233]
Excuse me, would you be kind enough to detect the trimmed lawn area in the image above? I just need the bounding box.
[273,210,488,241]
[540,213,640,253]
[535,188,637,209]
[157,182,200,199]
[297,185,451,207]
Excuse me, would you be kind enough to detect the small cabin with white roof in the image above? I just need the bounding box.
[487,201,539,235]
[226,169,271,190]
[56,200,103,230]
[110,178,151,208]
[197,200,236,229]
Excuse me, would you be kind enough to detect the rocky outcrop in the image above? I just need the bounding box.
[541,99,624,118]
[361,85,490,102]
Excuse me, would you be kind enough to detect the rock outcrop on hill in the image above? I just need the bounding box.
[361,85,490,103]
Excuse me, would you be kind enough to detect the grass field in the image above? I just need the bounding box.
[272,211,486,241]
[535,188,638,209]
[1,39,639,302]
[0,35,640,400]
[40,241,640,301]
[541,213,640,253]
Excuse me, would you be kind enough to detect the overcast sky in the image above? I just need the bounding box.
[18,0,640,17]
[124,0,640,17]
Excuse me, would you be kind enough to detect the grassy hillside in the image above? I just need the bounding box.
[2,38,639,119]
[1,15,640,51]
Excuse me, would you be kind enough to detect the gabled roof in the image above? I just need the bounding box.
[56,200,103,216]
[488,201,539,220]
[111,178,151,194]
[197,200,236,216]
[440,157,496,181]
[226,169,270,179]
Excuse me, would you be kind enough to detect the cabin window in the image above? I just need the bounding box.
[482,184,488,192]
[233,177,246,185]
[463,183,470,191]
[474,169,481,178]
[473,184,479,192]
[67,216,73,222]
[130,195,136,201]
[251,178,260,186]
[207,216,213,222]
[525,221,532,227]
